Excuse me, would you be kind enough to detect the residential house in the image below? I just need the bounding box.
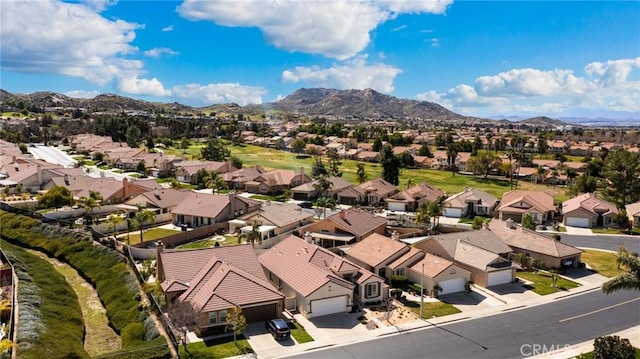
[125,188,188,215]
[385,182,445,212]
[336,177,397,206]
[0,157,66,192]
[562,192,619,228]
[356,151,380,162]
[489,219,582,269]
[158,245,284,333]
[222,166,268,190]
[172,193,261,228]
[174,160,237,184]
[44,176,152,204]
[233,202,315,239]
[431,151,471,171]
[259,235,387,318]
[103,147,146,166]
[405,252,471,296]
[625,201,640,228]
[344,233,410,278]
[289,176,352,200]
[497,190,556,224]
[244,168,311,195]
[413,232,515,287]
[300,208,388,248]
[443,188,498,218]
[412,156,434,169]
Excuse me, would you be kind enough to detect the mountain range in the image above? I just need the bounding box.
[2,87,620,128]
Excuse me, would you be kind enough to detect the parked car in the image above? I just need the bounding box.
[299,201,314,209]
[265,319,291,340]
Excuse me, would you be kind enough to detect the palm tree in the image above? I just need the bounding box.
[446,144,458,176]
[427,197,445,227]
[134,205,156,243]
[316,196,336,219]
[0,300,11,322]
[243,221,262,248]
[415,201,432,229]
[126,217,136,244]
[79,194,101,227]
[535,166,548,184]
[107,214,123,240]
[602,252,640,294]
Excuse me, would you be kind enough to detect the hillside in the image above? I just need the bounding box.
[517,116,566,127]
[262,88,469,121]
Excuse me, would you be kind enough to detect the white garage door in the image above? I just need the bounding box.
[388,203,406,212]
[487,269,513,287]
[438,278,465,295]
[443,208,463,218]
[566,217,590,228]
[310,296,347,317]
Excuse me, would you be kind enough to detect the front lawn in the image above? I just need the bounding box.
[177,235,241,249]
[178,335,252,359]
[592,227,640,235]
[288,321,314,343]
[400,299,461,318]
[581,250,624,278]
[517,271,580,295]
[458,216,491,224]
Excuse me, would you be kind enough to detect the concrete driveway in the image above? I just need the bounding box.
[439,290,505,312]
[562,225,594,235]
[300,312,368,340]
[478,282,541,304]
[244,322,296,355]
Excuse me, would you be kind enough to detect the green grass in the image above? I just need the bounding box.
[516,270,580,295]
[581,250,624,278]
[556,226,568,232]
[458,216,491,224]
[591,227,640,235]
[177,235,241,249]
[98,165,110,170]
[401,299,461,318]
[178,335,252,359]
[112,169,123,173]
[249,194,285,201]
[125,227,180,244]
[288,322,314,343]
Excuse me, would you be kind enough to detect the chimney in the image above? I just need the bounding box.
[64,174,69,185]
[391,231,400,241]
[122,177,129,198]
[228,193,235,216]
[11,155,16,164]
[339,210,346,219]
[300,167,306,183]
[155,241,165,281]
[304,231,312,243]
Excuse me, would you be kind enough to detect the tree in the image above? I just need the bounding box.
[230,155,243,169]
[134,205,156,243]
[415,201,432,229]
[516,252,532,270]
[226,306,247,348]
[167,301,198,354]
[126,217,136,244]
[570,175,598,196]
[468,152,501,178]
[418,143,432,157]
[521,213,536,230]
[79,192,102,227]
[135,160,147,176]
[380,144,401,185]
[566,168,578,185]
[18,143,28,154]
[146,136,155,150]
[356,163,368,184]
[592,335,635,359]
[204,171,228,193]
[311,156,328,179]
[316,196,336,219]
[326,148,342,177]
[372,138,383,152]
[201,137,230,161]
[445,144,458,176]
[602,252,640,295]
[535,166,548,184]
[125,125,142,148]
[291,139,306,155]
[602,149,640,209]
[107,214,123,240]
[537,137,548,155]
[38,185,74,209]
[471,217,484,230]
[240,220,262,248]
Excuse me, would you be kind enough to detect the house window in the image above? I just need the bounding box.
[219,310,228,323]
[530,213,538,221]
[394,268,404,276]
[365,283,379,299]
[209,312,217,325]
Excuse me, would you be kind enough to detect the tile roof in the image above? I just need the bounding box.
[326,208,388,237]
[160,245,282,313]
[388,247,423,269]
[407,251,455,278]
[346,233,408,268]
[259,235,357,297]
[497,190,555,213]
[445,188,497,209]
[429,230,513,255]
[452,240,511,271]
[626,201,640,217]
[171,192,232,218]
[488,220,582,258]
[241,202,314,227]
[386,182,444,204]
[222,166,267,182]
[127,188,189,209]
[562,192,618,216]
[357,178,397,197]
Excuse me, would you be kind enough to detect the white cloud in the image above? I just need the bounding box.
[1,0,142,85]
[415,57,640,115]
[162,25,174,32]
[171,83,267,106]
[177,0,452,59]
[391,24,408,32]
[80,0,117,12]
[64,90,100,99]
[584,57,640,87]
[282,56,402,93]
[430,38,439,47]
[118,76,171,96]
[143,47,179,58]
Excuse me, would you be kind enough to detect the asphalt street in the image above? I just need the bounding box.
[290,289,640,359]
[560,233,640,252]
[28,145,76,168]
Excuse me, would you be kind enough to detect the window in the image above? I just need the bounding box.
[394,268,404,276]
[219,310,228,323]
[209,312,217,325]
[365,283,379,299]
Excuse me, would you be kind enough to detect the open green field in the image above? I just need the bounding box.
[163,142,569,199]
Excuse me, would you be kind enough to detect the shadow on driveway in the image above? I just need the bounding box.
[309,312,361,330]
[488,282,530,295]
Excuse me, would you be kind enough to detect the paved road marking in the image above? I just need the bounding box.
[559,297,640,323]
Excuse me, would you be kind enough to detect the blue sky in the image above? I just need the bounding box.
[1,0,639,118]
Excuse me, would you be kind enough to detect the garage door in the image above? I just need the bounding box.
[310,296,347,317]
[438,278,465,295]
[443,208,462,218]
[242,303,277,323]
[566,217,590,228]
[388,203,406,212]
[487,269,513,287]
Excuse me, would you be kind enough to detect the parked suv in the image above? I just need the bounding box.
[265,319,291,340]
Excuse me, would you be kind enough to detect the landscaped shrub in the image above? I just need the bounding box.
[122,322,146,347]
[2,241,89,358]
[408,283,423,295]
[593,335,635,359]
[0,211,162,351]
[390,275,409,290]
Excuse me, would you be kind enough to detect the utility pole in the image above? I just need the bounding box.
[420,262,424,320]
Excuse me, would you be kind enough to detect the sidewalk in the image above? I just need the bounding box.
[262,281,618,359]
